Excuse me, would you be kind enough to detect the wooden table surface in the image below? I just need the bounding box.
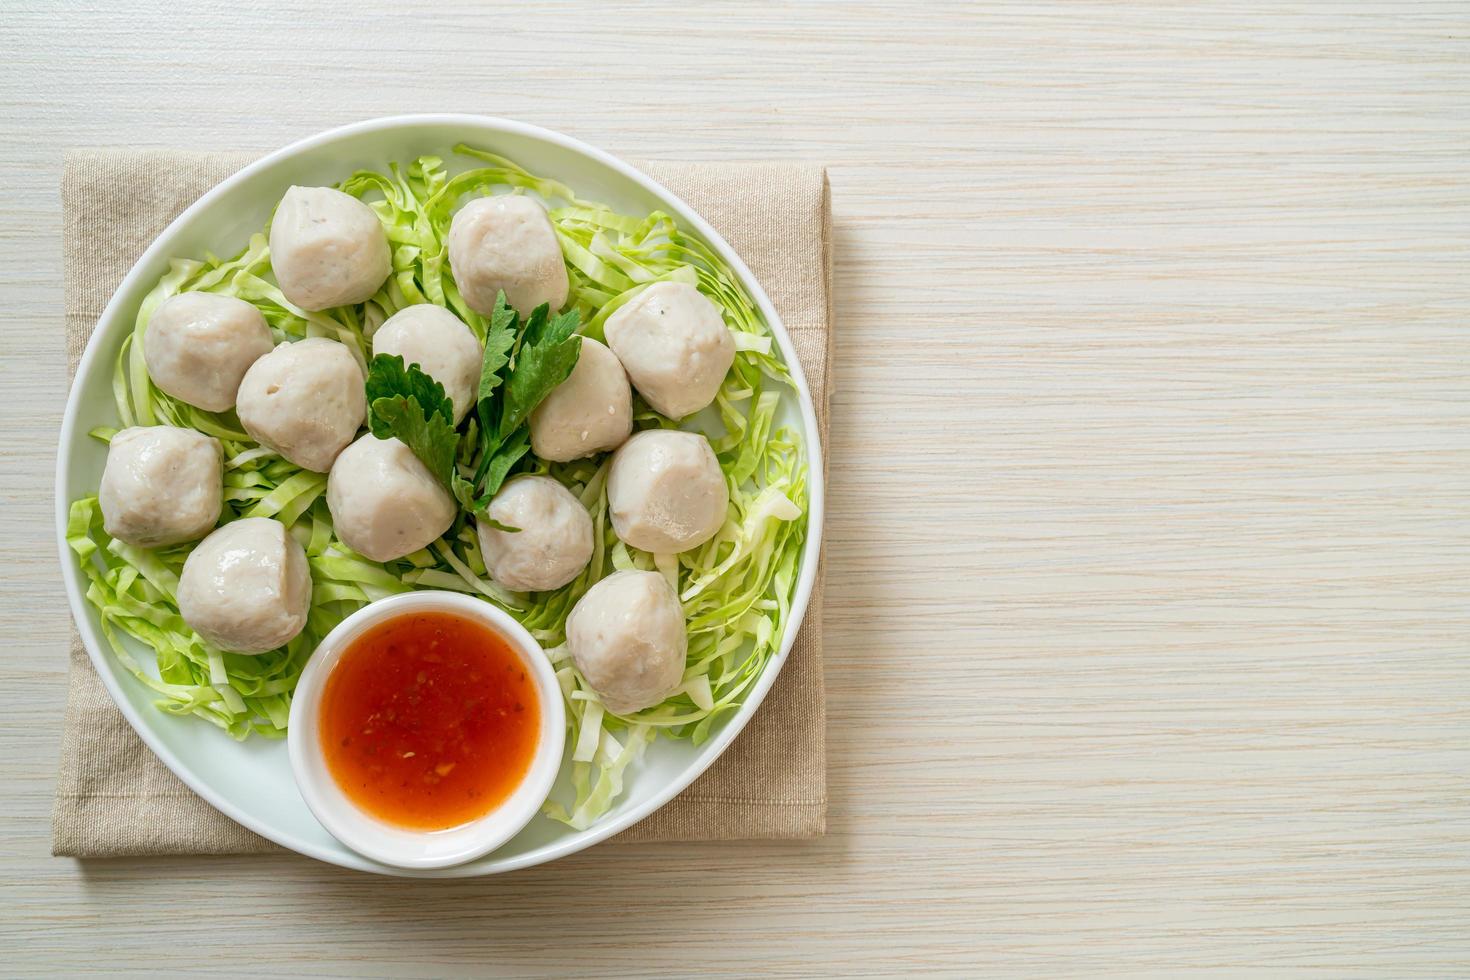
[3,2,1468,975]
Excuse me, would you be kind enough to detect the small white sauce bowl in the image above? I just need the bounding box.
[287,591,565,870]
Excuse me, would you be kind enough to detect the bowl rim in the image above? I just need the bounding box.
[54,113,827,876]
[287,591,567,870]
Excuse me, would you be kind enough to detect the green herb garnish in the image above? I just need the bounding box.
[364,291,582,514]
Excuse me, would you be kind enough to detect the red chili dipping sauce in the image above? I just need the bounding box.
[318,611,541,831]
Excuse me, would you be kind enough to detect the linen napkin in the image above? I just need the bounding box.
[52,149,831,857]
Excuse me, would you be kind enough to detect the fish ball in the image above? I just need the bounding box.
[566,570,687,715]
[447,195,568,315]
[608,430,727,554]
[98,426,222,548]
[529,338,632,462]
[177,517,311,654]
[236,338,365,472]
[371,305,482,424]
[476,475,594,592]
[269,185,391,311]
[603,282,734,419]
[326,435,457,563]
[143,292,274,412]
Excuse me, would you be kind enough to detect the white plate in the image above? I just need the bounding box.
[54,115,825,877]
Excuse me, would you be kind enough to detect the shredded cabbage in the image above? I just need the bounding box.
[68,146,808,828]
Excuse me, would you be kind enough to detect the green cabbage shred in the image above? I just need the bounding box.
[68,145,808,829]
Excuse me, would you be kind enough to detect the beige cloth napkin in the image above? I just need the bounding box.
[53,149,831,857]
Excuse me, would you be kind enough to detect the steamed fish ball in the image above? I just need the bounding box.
[268,185,391,311]
[476,475,594,593]
[529,337,632,462]
[603,281,735,419]
[177,517,311,654]
[143,292,274,412]
[566,570,687,715]
[236,338,366,472]
[326,434,457,563]
[608,430,728,554]
[371,305,481,424]
[446,195,568,315]
[98,426,222,548]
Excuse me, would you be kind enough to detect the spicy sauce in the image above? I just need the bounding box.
[318,611,540,831]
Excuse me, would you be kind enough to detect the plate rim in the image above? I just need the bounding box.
[53,113,827,876]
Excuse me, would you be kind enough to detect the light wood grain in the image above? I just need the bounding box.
[2,1,1469,975]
